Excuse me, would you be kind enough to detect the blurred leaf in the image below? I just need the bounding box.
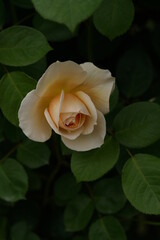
[71,136,119,182]
[10,221,40,240]
[54,172,81,203]
[89,216,126,240]
[31,0,102,31]
[122,154,160,214]
[11,0,33,8]
[0,26,52,66]
[17,140,51,169]
[116,47,153,97]
[27,170,41,191]
[33,14,74,42]
[93,177,126,214]
[0,158,28,202]
[93,0,134,40]
[11,200,40,229]
[72,236,86,240]
[113,102,160,148]
[0,0,5,26]
[0,71,36,126]
[64,194,94,232]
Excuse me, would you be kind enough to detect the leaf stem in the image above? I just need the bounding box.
[0,143,20,163]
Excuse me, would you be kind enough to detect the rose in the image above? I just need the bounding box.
[18,61,115,151]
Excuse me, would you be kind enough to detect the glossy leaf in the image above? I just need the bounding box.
[17,140,51,169]
[0,72,36,126]
[0,26,52,66]
[71,136,119,182]
[64,194,94,231]
[0,158,28,202]
[94,0,134,40]
[113,102,160,148]
[89,216,126,240]
[122,154,160,214]
[31,0,102,31]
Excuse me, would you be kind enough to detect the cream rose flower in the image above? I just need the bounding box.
[18,61,115,151]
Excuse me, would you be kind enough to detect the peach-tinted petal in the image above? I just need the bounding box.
[48,90,64,127]
[18,90,51,142]
[36,61,87,98]
[61,110,106,151]
[80,62,112,86]
[45,109,84,140]
[80,62,115,114]
[60,93,89,115]
[74,91,97,135]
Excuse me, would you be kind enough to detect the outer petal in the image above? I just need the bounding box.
[45,109,84,140]
[74,91,97,135]
[18,90,51,142]
[36,61,87,98]
[80,62,115,114]
[61,110,106,151]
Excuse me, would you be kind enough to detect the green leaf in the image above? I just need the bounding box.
[113,102,160,148]
[116,47,153,97]
[10,221,40,240]
[93,0,135,40]
[0,26,52,66]
[31,0,102,31]
[64,194,94,232]
[93,177,126,214]
[122,154,160,214]
[17,140,51,169]
[4,120,25,143]
[11,0,33,8]
[0,0,5,26]
[0,158,28,202]
[33,14,73,42]
[54,173,81,202]
[89,216,126,240]
[0,217,7,240]
[71,136,119,182]
[0,71,36,126]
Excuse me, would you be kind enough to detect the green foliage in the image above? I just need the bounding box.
[54,172,81,204]
[93,177,126,214]
[0,26,52,66]
[33,15,74,42]
[31,0,102,31]
[116,47,153,97]
[0,72,36,126]
[64,194,94,231]
[0,1,160,239]
[71,136,119,182]
[122,154,160,214]
[89,216,126,240]
[113,102,160,148]
[0,158,28,202]
[93,0,134,40]
[17,140,51,168]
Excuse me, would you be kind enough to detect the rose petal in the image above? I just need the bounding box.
[48,90,64,127]
[75,91,97,135]
[61,93,89,115]
[45,109,84,140]
[80,62,115,114]
[61,110,106,151]
[36,61,87,98]
[18,90,51,142]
